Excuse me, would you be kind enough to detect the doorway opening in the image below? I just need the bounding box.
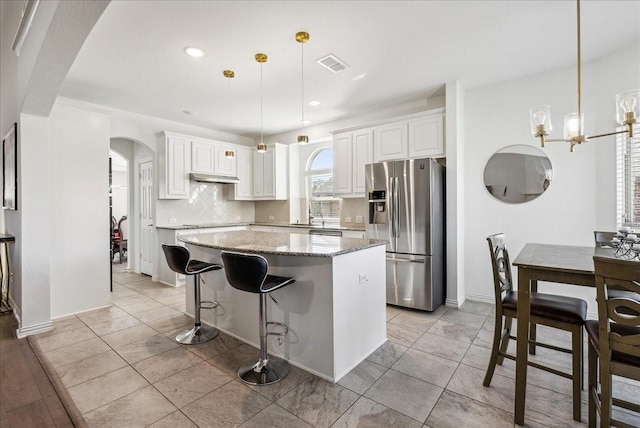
[110,151,129,267]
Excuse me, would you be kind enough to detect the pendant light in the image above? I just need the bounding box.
[223,69,235,158]
[256,53,268,153]
[530,0,638,152]
[296,31,309,144]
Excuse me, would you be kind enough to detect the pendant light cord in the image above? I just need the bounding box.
[260,62,264,145]
[301,40,305,129]
[577,0,581,118]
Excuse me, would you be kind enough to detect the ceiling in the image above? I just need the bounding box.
[59,1,640,140]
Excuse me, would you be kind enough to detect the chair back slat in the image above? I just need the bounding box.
[486,234,513,308]
[594,256,640,367]
[610,337,640,357]
[607,299,640,325]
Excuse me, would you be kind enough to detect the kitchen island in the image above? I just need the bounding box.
[179,230,387,382]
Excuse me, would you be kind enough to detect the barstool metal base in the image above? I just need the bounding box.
[238,355,289,385]
[175,324,219,345]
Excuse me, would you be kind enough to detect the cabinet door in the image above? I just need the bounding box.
[253,150,264,198]
[214,145,237,176]
[262,148,275,197]
[408,114,444,158]
[165,136,190,198]
[374,122,407,161]
[233,147,253,199]
[333,133,353,195]
[352,129,373,195]
[191,141,215,173]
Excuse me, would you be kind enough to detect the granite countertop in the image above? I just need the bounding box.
[157,222,366,232]
[178,230,384,257]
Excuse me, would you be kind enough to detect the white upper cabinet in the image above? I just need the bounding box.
[191,140,215,173]
[408,110,444,158]
[352,129,374,195]
[214,145,237,176]
[333,129,373,197]
[374,122,407,161]
[191,139,237,176]
[227,146,253,200]
[333,132,353,195]
[252,143,288,200]
[372,109,445,162]
[158,131,190,199]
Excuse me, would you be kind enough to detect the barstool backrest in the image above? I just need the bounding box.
[162,244,190,275]
[221,251,268,293]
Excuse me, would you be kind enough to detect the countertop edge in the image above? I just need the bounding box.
[178,231,385,258]
[157,222,366,232]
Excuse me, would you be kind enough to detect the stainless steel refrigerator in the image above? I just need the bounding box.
[365,158,445,311]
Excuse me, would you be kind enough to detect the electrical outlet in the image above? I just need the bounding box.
[355,216,364,224]
[269,215,275,220]
[359,273,368,284]
[168,218,177,224]
[345,217,352,223]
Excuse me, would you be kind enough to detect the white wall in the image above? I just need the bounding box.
[49,103,111,318]
[462,44,639,316]
[16,113,51,335]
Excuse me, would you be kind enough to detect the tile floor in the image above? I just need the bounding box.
[30,264,640,427]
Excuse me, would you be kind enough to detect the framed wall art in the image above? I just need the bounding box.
[3,123,17,210]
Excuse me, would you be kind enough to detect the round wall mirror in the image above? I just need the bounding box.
[483,144,552,204]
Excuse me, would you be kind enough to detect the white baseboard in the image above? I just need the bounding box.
[17,320,53,338]
[445,298,460,308]
[464,292,495,305]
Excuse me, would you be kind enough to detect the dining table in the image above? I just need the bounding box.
[511,243,616,425]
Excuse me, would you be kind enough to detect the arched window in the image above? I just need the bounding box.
[306,148,340,227]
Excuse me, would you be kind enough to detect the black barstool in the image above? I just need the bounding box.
[162,244,221,344]
[221,251,295,385]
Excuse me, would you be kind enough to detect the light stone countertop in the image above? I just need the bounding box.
[156,222,366,232]
[178,229,385,257]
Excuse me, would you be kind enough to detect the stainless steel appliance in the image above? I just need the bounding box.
[365,158,445,311]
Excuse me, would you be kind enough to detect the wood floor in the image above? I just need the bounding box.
[0,312,74,427]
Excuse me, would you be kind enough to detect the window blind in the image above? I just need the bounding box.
[616,124,640,229]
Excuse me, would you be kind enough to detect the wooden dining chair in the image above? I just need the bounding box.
[484,233,587,421]
[587,256,640,428]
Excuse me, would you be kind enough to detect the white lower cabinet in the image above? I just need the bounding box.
[157,226,246,286]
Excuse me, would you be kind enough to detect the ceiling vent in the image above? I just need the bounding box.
[316,54,349,73]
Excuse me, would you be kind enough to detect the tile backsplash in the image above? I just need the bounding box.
[340,198,366,227]
[156,182,254,226]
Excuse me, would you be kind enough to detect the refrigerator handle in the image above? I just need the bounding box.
[389,176,395,238]
[394,177,400,238]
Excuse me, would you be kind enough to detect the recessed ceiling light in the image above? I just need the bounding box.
[302,120,311,125]
[308,100,320,107]
[182,109,196,115]
[184,46,206,58]
[352,73,367,81]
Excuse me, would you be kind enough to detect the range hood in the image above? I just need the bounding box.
[189,172,240,184]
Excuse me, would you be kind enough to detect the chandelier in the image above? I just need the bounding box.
[530,0,638,152]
